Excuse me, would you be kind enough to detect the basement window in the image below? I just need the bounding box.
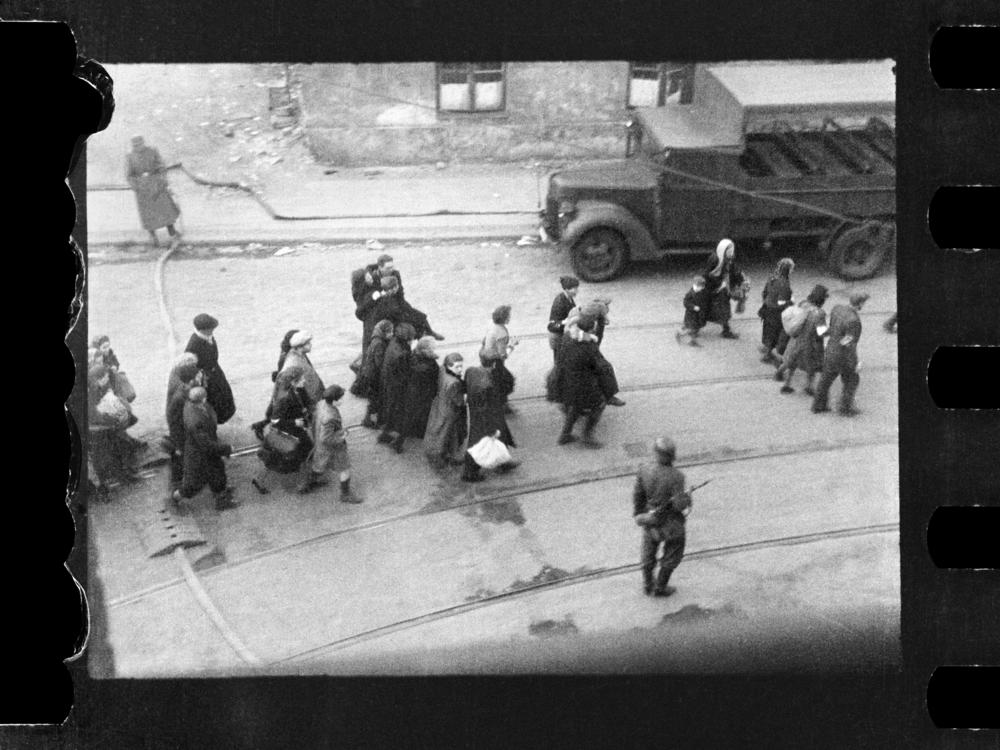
[437,63,506,113]
[627,63,694,107]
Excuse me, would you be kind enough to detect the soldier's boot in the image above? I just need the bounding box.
[214,486,240,511]
[339,477,363,503]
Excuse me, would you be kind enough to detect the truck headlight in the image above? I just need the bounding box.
[557,200,576,218]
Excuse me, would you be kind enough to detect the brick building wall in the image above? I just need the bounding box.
[296,62,634,166]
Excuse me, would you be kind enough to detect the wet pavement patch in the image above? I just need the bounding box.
[509,564,582,591]
[528,616,579,638]
[658,602,742,626]
[477,498,526,526]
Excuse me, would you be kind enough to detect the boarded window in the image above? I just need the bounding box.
[438,63,506,112]
[627,63,694,107]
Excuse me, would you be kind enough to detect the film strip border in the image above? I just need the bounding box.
[915,9,1000,736]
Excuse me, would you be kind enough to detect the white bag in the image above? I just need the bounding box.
[96,389,130,427]
[467,431,512,469]
[781,304,809,336]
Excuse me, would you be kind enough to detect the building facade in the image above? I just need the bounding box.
[295,62,695,167]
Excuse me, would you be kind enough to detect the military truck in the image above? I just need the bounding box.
[538,61,896,281]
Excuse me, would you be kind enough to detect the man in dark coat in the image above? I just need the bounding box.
[547,275,580,363]
[424,353,468,470]
[377,322,416,452]
[402,336,440,441]
[353,254,444,352]
[171,386,239,511]
[184,313,236,424]
[556,316,607,448]
[126,135,181,247]
[165,361,202,490]
[812,292,868,416]
[632,437,688,597]
[356,275,405,360]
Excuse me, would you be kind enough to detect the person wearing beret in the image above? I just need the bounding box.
[301,385,361,502]
[280,330,325,407]
[184,313,236,424]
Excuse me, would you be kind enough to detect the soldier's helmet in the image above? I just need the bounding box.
[654,436,676,462]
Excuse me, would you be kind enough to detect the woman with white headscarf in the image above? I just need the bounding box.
[701,238,748,339]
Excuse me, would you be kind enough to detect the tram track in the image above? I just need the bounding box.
[108,432,897,610]
[274,520,899,665]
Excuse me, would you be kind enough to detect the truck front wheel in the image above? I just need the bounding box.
[828,220,894,280]
[571,228,628,282]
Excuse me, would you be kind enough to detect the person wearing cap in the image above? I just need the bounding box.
[556,315,607,448]
[776,284,829,395]
[812,291,869,416]
[632,437,688,597]
[676,275,708,346]
[184,313,236,424]
[171,386,238,511]
[165,361,203,490]
[402,336,441,442]
[702,238,747,339]
[353,254,445,353]
[355,274,404,361]
[548,276,580,363]
[301,385,361,502]
[281,330,325,406]
[88,363,141,500]
[165,352,199,413]
[378,322,417,452]
[126,135,181,247]
[580,297,625,407]
[424,353,468,470]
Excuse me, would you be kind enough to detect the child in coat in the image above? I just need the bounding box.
[676,276,708,346]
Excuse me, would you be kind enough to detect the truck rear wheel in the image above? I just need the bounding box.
[828,220,894,280]
[571,228,628,282]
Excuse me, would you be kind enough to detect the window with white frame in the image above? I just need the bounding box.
[437,63,506,113]
[627,63,694,107]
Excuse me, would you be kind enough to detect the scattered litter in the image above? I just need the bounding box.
[492,193,500,198]
[199,121,211,127]
[364,168,383,177]
[299,242,324,250]
[175,136,184,142]
[228,155,242,163]
[365,239,385,251]
[217,245,244,255]
[274,246,296,257]
[223,127,235,138]
[516,235,540,246]
[246,242,265,251]
[435,161,447,170]
[324,168,338,175]
[269,156,283,165]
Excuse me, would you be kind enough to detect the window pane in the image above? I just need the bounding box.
[629,77,660,107]
[440,82,472,111]
[474,80,503,110]
[631,62,661,80]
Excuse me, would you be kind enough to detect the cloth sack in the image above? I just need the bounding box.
[113,371,137,403]
[96,389,130,428]
[781,305,809,336]
[467,432,512,469]
[262,424,301,456]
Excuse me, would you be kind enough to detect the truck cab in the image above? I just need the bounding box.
[540,61,896,282]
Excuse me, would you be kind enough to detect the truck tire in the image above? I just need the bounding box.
[828,220,893,280]
[571,228,629,282]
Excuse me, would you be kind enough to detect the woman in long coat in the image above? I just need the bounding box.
[185,313,236,424]
[175,386,238,510]
[126,135,181,246]
[377,322,416,452]
[356,320,394,426]
[758,257,795,364]
[88,364,140,499]
[403,336,441,440]
[252,329,299,440]
[251,366,314,493]
[777,284,830,395]
[281,330,325,406]
[702,238,747,339]
[424,353,467,470]
[462,365,517,482]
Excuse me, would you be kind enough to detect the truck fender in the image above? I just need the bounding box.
[560,200,659,260]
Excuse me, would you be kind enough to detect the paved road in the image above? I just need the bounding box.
[85,241,899,676]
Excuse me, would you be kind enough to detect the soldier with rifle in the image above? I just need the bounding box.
[632,437,709,597]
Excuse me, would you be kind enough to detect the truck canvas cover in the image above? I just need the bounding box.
[637,60,895,151]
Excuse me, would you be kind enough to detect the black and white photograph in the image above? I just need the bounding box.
[81,58,901,677]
